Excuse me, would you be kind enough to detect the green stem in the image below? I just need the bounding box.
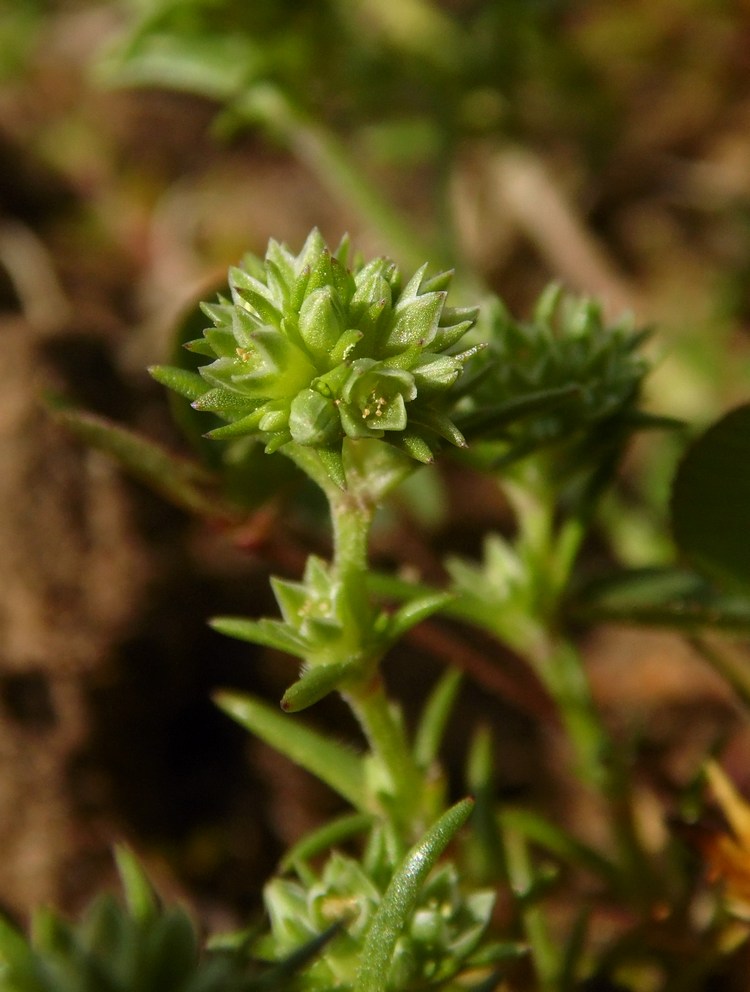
[330,490,374,577]
[532,638,609,793]
[328,478,424,824]
[503,824,559,992]
[505,479,655,907]
[532,636,654,909]
[345,675,424,826]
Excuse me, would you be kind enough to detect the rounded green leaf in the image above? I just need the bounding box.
[671,403,750,591]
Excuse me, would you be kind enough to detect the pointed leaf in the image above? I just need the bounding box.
[48,405,229,520]
[255,924,342,990]
[456,384,582,438]
[355,798,474,992]
[411,409,466,448]
[317,446,346,489]
[229,266,282,325]
[431,316,477,351]
[568,567,750,631]
[281,660,362,712]
[149,364,207,401]
[114,847,158,925]
[280,813,373,872]
[499,808,618,885]
[210,617,309,658]
[205,412,267,440]
[397,263,428,302]
[215,691,367,810]
[102,32,261,99]
[395,432,434,464]
[192,386,257,419]
[413,669,462,770]
[387,591,455,643]
[270,576,308,626]
[384,291,445,353]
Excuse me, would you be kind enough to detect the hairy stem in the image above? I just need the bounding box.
[346,675,424,828]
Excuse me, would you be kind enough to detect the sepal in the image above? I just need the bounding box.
[149,364,206,400]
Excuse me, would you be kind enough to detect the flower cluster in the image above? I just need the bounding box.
[152,230,480,486]
[263,852,495,991]
[456,286,653,487]
[212,554,452,711]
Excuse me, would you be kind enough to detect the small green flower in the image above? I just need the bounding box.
[262,851,495,991]
[151,230,480,485]
[212,555,453,711]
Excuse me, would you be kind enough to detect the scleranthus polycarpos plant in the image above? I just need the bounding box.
[163,231,514,992]
[150,230,482,719]
[14,228,750,992]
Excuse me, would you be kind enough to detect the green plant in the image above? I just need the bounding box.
[34,226,750,992]
[0,848,334,992]
[8,2,750,987]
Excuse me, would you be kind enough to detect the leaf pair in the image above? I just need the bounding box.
[212,554,453,711]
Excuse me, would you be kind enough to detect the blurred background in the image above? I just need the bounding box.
[2,0,750,928]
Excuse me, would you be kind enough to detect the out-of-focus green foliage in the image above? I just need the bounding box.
[0,849,328,992]
[7,1,750,989]
[99,0,610,153]
[672,402,750,593]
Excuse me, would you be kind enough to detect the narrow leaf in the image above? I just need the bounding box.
[455,384,581,437]
[149,364,206,400]
[215,691,367,810]
[102,34,260,99]
[206,412,266,440]
[569,567,750,631]
[413,669,462,770]
[280,813,373,872]
[499,808,618,885]
[387,591,455,643]
[355,798,474,992]
[317,446,346,489]
[114,846,158,925]
[254,923,342,990]
[281,661,362,712]
[465,726,505,882]
[210,617,309,658]
[49,405,229,519]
